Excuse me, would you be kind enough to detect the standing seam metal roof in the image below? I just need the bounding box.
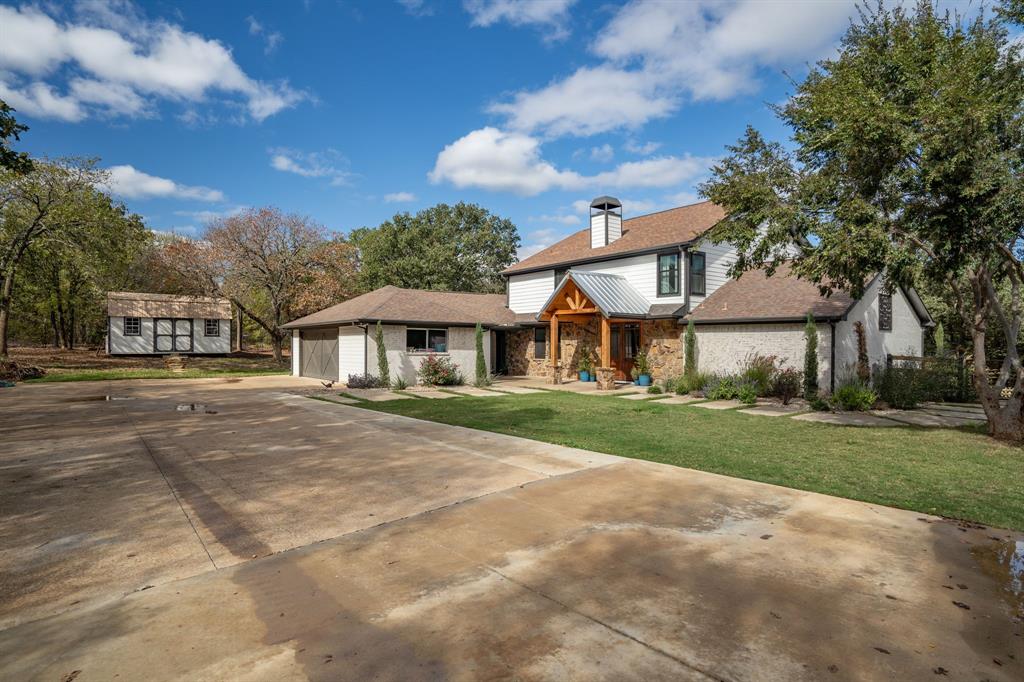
[537,271,650,319]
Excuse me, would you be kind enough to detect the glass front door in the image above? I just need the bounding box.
[610,323,641,380]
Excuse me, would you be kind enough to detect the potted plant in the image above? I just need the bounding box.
[577,347,593,382]
[631,350,652,386]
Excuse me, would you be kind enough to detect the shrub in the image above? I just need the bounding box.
[631,350,651,379]
[854,321,870,383]
[808,394,831,411]
[831,379,878,411]
[474,323,488,387]
[803,313,819,399]
[347,373,386,389]
[391,375,409,391]
[737,382,758,405]
[770,367,802,404]
[375,321,389,384]
[684,320,697,375]
[647,385,663,394]
[417,354,463,386]
[874,365,926,409]
[704,375,739,400]
[677,370,712,396]
[741,353,778,396]
[578,344,594,373]
[0,359,45,381]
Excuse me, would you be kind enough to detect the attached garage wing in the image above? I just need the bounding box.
[338,326,366,382]
[300,328,339,381]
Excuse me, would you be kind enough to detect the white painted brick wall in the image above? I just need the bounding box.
[694,322,833,389]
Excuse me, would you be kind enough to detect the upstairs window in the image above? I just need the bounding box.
[879,293,893,331]
[204,319,220,337]
[554,267,569,287]
[406,328,448,352]
[689,252,706,296]
[123,317,141,336]
[534,327,546,359]
[657,253,680,297]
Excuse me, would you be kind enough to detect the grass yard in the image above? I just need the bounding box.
[355,391,1024,531]
[7,346,289,383]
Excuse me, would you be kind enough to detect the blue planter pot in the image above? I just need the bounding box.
[578,370,590,382]
[636,374,652,387]
[589,373,597,382]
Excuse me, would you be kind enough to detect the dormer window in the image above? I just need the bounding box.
[657,253,680,297]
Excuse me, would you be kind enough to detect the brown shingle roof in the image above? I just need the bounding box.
[282,286,516,329]
[504,201,725,274]
[685,263,856,324]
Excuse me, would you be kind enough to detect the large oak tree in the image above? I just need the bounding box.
[700,2,1024,441]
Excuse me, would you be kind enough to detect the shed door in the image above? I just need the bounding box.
[154,318,193,353]
[300,329,339,381]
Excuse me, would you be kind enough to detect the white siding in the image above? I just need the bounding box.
[508,269,554,314]
[575,253,686,306]
[607,213,621,244]
[687,240,738,306]
[338,326,366,380]
[192,318,231,354]
[291,330,300,376]
[834,277,924,380]
[695,322,833,389]
[365,324,490,385]
[108,316,154,354]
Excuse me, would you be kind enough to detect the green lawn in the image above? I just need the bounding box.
[353,391,1024,531]
[25,367,288,383]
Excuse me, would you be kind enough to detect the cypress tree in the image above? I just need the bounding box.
[474,322,489,386]
[375,321,389,385]
[684,319,697,376]
[804,313,819,399]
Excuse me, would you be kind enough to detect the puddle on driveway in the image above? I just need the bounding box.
[176,404,218,414]
[61,395,135,402]
[972,539,1024,620]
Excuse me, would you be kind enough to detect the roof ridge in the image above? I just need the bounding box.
[623,199,713,223]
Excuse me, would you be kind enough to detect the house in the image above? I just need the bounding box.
[285,197,933,389]
[106,292,232,355]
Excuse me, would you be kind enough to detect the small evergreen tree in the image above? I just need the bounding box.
[684,320,697,376]
[375,321,389,385]
[474,322,489,386]
[934,322,946,357]
[854,321,870,384]
[803,313,819,399]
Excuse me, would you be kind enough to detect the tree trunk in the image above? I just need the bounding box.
[271,332,283,363]
[984,395,1024,442]
[972,329,1024,443]
[234,305,243,352]
[50,309,60,347]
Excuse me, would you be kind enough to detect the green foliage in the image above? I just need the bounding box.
[933,322,946,357]
[875,365,927,409]
[630,349,651,379]
[676,370,712,396]
[808,394,831,411]
[854,321,870,383]
[647,385,663,395]
[577,344,594,373]
[0,100,32,174]
[771,367,803,405]
[741,353,778,396]
[737,383,758,405]
[474,322,488,386]
[803,314,819,399]
[831,379,878,412]
[346,373,387,389]
[704,375,757,401]
[391,375,409,391]
[350,203,520,293]
[417,354,463,386]
[684,319,697,375]
[375,321,389,383]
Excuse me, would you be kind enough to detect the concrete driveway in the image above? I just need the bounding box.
[0,377,1020,681]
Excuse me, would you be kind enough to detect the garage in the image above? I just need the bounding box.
[299,328,339,381]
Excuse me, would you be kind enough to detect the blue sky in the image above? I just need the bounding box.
[0,0,979,259]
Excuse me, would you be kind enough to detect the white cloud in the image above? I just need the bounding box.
[624,140,661,155]
[430,127,711,196]
[0,4,307,122]
[103,165,225,201]
[488,0,855,137]
[173,206,247,224]
[269,148,352,186]
[518,227,563,259]
[530,214,580,226]
[0,79,85,121]
[398,0,434,17]
[589,143,614,163]
[384,191,417,202]
[464,0,576,41]
[246,15,283,54]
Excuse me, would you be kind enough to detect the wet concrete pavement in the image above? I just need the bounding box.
[1,376,1021,680]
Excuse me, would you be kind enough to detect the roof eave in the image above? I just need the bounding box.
[504,239,696,277]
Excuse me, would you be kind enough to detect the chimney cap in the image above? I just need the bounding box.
[590,196,622,211]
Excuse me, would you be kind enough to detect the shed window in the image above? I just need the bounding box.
[123,317,141,336]
[879,293,893,331]
[204,319,220,337]
[534,327,549,359]
[406,328,447,352]
[689,252,706,296]
[657,253,680,297]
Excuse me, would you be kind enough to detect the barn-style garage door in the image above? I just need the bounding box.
[300,329,339,381]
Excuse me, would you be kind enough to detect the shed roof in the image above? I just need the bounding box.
[282,286,516,329]
[107,292,231,319]
[504,201,725,275]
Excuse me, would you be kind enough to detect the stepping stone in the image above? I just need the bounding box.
[657,394,703,405]
[320,395,359,405]
[737,403,804,417]
[443,386,506,397]
[692,400,744,410]
[618,393,660,400]
[345,389,412,402]
[404,389,459,399]
[489,385,543,394]
[793,411,897,427]
[870,410,978,428]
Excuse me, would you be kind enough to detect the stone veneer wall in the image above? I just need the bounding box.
[506,318,684,381]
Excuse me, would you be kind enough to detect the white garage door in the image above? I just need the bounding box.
[338,327,366,383]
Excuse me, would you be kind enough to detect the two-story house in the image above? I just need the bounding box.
[284,197,932,390]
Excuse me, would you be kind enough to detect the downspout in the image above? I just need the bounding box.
[829,320,837,393]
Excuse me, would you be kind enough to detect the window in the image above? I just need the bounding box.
[657,253,680,297]
[554,267,569,287]
[123,317,141,336]
[534,327,546,359]
[406,328,447,352]
[689,252,706,296]
[879,293,893,331]
[204,319,220,337]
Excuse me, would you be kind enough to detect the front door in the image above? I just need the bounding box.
[610,322,641,381]
[154,318,193,353]
[492,330,508,375]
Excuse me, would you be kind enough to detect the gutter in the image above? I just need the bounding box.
[685,315,843,326]
[829,320,837,393]
[503,239,697,277]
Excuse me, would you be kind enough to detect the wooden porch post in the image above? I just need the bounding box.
[550,314,561,384]
[600,316,611,368]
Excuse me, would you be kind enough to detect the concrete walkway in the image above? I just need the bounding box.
[0,376,1020,681]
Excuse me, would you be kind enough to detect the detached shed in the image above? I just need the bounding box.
[106,292,232,355]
